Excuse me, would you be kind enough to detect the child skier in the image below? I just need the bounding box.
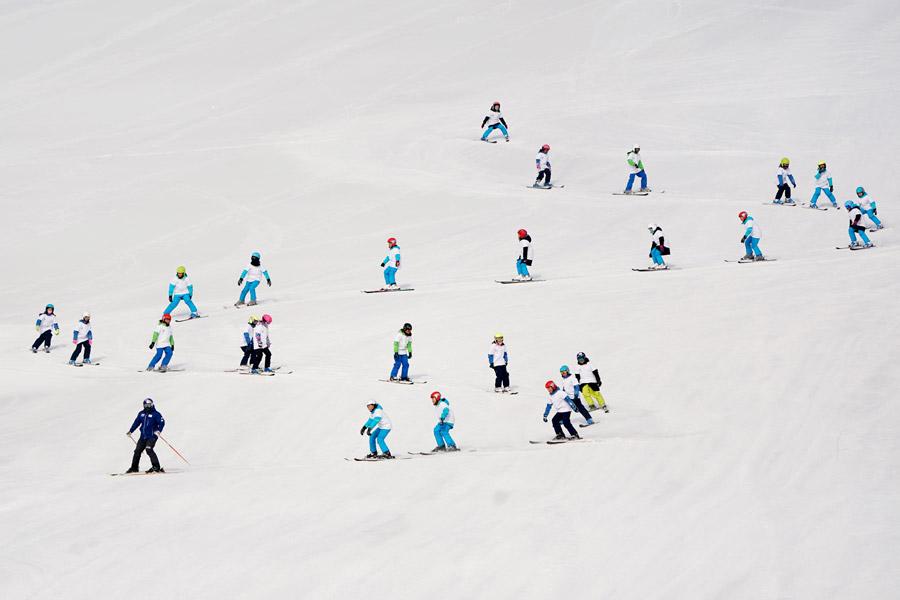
[574,352,609,413]
[648,223,668,269]
[164,266,199,318]
[360,401,393,459]
[381,237,401,290]
[488,333,510,392]
[624,144,649,194]
[542,381,580,441]
[235,252,272,307]
[739,211,765,261]
[126,398,165,473]
[389,322,413,382]
[534,144,552,188]
[430,391,459,452]
[480,101,509,142]
[809,161,838,208]
[515,229,533,280]
[69,312,92,365]
[845,201,874,248]
[251,314,273,374]
[32,304,59,353]
[147,313,174,372]
[856,186,883,230]
[240,315,259,370]
[774,157,797,204]
[560,365,594,426]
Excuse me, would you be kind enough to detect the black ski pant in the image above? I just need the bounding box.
[131,437,161,471]
[775,183,792,200]
[70,341,91,362]
[571,396,593,422]
[536,168,551,185]
[32,330,52,350]
[251,348,272,370]
[240,345,253,366]
[493,365,510,388]
[552,411,578,437]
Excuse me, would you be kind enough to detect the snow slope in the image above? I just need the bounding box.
[1,1,899,598]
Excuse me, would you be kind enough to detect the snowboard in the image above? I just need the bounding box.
[362,288,415,294]
[175,315,208,323]
[378,378,428,385]
[724,258,778,263]
[495,279,544,284]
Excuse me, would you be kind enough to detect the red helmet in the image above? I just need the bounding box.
[492,100,501,108]
[161,313,172,323]
[261,314,273,324]
[545,380,557,391]
[517,229,528,239]
[387,237,397,246]
[541,144,550,152]
[430,391,442,402]
[738,211,748,221]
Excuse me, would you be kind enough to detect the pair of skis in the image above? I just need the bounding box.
[348,449,474,461]
[378,378,428,385]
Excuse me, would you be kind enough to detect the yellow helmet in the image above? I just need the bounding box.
[176,265,186,275]
[248,315,259,324]
[779,157,790,167]
[494,332,504,339]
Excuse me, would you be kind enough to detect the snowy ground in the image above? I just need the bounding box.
[1,1,899,598]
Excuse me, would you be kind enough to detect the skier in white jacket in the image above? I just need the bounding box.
[542,381,580,441]
[32,304,60,353]
[235,252,272,307]
[69,312,93,365]
[480,101,510,142]
[250,314,273,374]
[534,145,552,188]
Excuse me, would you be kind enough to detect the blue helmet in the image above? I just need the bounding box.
[251,251,261,259]
[45,303,54,311]
[856,186,866,197]
[560,364,570,374]
[844,200,854,209]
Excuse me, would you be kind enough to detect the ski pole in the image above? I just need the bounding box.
[127,432,136,444]
[157,433,190,465]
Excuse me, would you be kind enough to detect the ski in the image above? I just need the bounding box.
[378,378,427,385]
[225,365,285,373]
[71,362,100,367]
[408,449,473,456]
[632,267,670,272]
[529,438,583,445]
[482,140,498,144]
[526,185,564,190]
[346,456,413,462]
[362,288,415,294]
[836,245,875,251]
[801,203,829,211]
[724,258,778,263]
[110,470,177,476]
[579,422,597,428]
[495,279,545,284]
[137,368,185,373]
[761,201,797,207]
[613,192,649,196]
[489,390,519,395]
[175,315,208,323]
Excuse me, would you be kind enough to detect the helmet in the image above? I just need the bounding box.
[430,391,442,402]
[844,200,854,209]
[366,401,377,408]
[633,144,640,151]
[143,398,154,408]
[491,101,501,108]
[251,252,261,259]
[856,186,866,197]
[540,144,550,152]
[560,365,570,374]
[517,228,528,239]
[402,322,412,330]
[387,237,397,246]
[82,312,91,320]
[248,315,259,324]
[161,313,172,323]
[576,352,587,363]
[261,314,272,324]
[176,265,186,275]
[545,380,557,391]
[780,157,790,166]
[647,223,659,231]
[45,303,55,311]
[494,332,504,340]
[817,160,826,168]
[738,211,748,222]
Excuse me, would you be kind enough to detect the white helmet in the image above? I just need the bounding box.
[647,223,659,231]
[633,144,640,151]
[82,312,91,319]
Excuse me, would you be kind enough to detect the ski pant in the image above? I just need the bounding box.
[516,259,530,277]
[148,346,173,369]
[569,395,593,423]
[383,266,397,286]
[865,208,882,228]
[775,183,792,201]
[810,187,837,206]
[849,226,871,245]
[369,428,390,454]
[164,294,198,315]
[32,330,52,350]
[551,411,578,437]
[481,123,509,140]
[581,383,607,409]
[71,341,91,362]
[492,364,510,388]
[626,170,648,191]
[239,280,260,303]
[251,347,272,370]
[744,237,762,257]
[650,247,665,265]
[390,355,409,379]
[433,422,456,448]
[240,345,254,366]
[536,168,551,186]
[131,436,161,471]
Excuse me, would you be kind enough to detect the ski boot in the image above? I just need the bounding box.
[505,136,510,142]
[431,446,447,453]
[754,255,766,261]
[849,241,860,248]
[501,387,510,393]
[44,347,50,353]
[399,377,411,382]
[190,312,200,319]
[145,366,154,371]
[145,466,164,474]
[389,376,398,381]
[446,446,460,452]
[251,368,260,375]
[784,199,796,206]
[772,199,783,205]
[552,434,566,441]
[31,347,37,353]
[521,275,532,281]
[234,300,245,307]
[741,254,753,261]
[495,387,501,393]
[264,368,273,374]
[83,358,91,364]
[864,242,874,248]
[568,433,581,440]
[639,188,651,193]
[159,365,168,373]
[380,452,394,460]
[247,300,257,306]
[602,405,610,413]
[622,190,634,195]
[365,452,378,459]
[68,360,76,365]
[831,203,839,208]
[125,468,139,474]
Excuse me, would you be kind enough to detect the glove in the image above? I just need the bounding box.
[394,352,399,360]
[489,364,495,369]
[381,261,387,267]
[238,278,243,286]
[366,428,372,436]
[149,343,155,349]
[53,329,59,335]
[873,208,878,215]
[35,325,40,331]
[126,432,133,437]
[408,353,412,359]
[73,340,78,345]
[740,236,747,243]
[168,295,173,302]
[170,345,174,351]
[543,417,548,423]
[439,418,445,425]
[360,426,367,435]
[829,185,834,192]
[266,278,272,287]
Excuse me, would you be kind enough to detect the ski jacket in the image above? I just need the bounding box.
[364,404,392,431]
[535,151,551,171]
[168,275,193,297]
[73,319,92,343]
[393,331,412,356]
[857,194,874,211]
[151,323,174,348]
[36,313,59,334]
[519,235,533,263]
[742,217,761,239]
[573,363,602,387]
[814,169,833,190]
[544,388,572,418]
[776,166,796,187]
[481,109,507,128]
[253,323,271,350]
[848,205,865,228]
[382,245,401,270]
[240,264,270,283]
[129,408,165,440]
[488,342,508,367]
[435,398,455,425]
[650,228,666,250]
[560,374,580,399]
[242,323,255,346]
[627,150,644,173]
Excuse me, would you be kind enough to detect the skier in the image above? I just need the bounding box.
[239,315,259,370]
[856,186,883,230]
[542,381,580,441]
[647,223,669,269]
[534,144,552,188]
[430,391,459,452]
[560,365,594,426]
[773,157,796,205]
[235,252,272,307]
[488,333,510,392]
[845,200,874,248]
[164,266,199,318]
[250,314,273,374]
[515,228,533,280]
[360,401,393,459]
[32,304,59,353]
[69,312,92,365]
[739,211,765,261]
[126,398,165,473]
[480,101,509,142]
[624,144,649,194]
[573,352,609,413]
[147,313,175,372]
[381,237,401,290]
[389,322,413,382]
[809,161,838,208]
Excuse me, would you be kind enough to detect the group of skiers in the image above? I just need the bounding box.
[240,314,275,374]
[541,354,610,440]
[359,391,458,459]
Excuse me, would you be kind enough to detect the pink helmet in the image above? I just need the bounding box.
[541,144,550,152]
[261,314,273,324]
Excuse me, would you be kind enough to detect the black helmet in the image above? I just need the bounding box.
[576,352,588,363]
[143,398,154,409]
[402,322,412,330]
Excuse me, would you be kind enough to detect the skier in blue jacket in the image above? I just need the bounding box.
[809,161,838,208]
[855,186,883,230]
[126,398,166,473]
[430,391,459,452]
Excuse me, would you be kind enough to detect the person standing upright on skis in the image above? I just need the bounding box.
[774,157,797,205]
[381,237,402,290]
[69,312,93,366]
[739,211,765,261]
[236,252,271,307]
[32,304,60,353]
[164,266,199,318]
[515,228,533,281]
[147,314,175,372]
[126,398,165,473]
[480,101,509,142]
[488,333,510,393]
[389,322,413,382]
[624,144,649,194]
[809,161,838,209]
[534,145,552,188]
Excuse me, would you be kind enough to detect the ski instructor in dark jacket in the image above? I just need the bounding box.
[127,398,166,473]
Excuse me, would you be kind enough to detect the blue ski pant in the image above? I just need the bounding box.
[239,280,260,303]
[865,208,882,227]
[516,259,530,277]
[390,355,409,379]
[369,428,390,454]
[148,347,173,369]
[650,247,665,265]
[849,227,871,245]
[481,123,509,140]
[810,187,836,206]
[434,422,456,448]
[164,294,198,315]
[744,237,762,257]
[626,170,648,191]
[383,266,397,285]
